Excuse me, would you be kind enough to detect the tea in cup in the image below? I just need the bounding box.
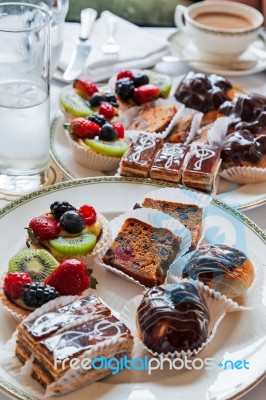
[175,1,264,57]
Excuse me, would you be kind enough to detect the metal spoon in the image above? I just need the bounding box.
[162,55,257,71]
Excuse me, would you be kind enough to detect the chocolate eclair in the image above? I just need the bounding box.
[182,244,255,299]
[137,283,210,354]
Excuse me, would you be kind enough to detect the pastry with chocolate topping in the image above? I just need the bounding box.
[137,283,210,354]
[120,134,163,178]
[175,72,234,125]
[182,144,221,193]
[222,130,266,169]
[182,244,255,299]
[219,93,266,122]
[149,143,189,183]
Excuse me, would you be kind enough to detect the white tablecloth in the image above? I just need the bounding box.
[0,23,265,400]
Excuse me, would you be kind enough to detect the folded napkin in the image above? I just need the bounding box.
[59,11,170,82]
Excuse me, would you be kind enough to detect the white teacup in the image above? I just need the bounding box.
[175,1,264,58]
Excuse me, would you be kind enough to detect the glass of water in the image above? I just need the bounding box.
[0,2,51,195]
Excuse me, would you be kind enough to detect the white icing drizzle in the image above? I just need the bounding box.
[163,145,185,169]
[192,147,215,171]
[93,319,123,338]
[131,136,156,162]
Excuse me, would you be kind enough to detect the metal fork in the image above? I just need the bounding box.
[102,16,120,57]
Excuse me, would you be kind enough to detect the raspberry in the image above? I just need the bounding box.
[98,102,116,120]
[64,118,101,139]
[78,205,97,225]
[21,283,59,308]
[117,70,134,80]
[4,272,32,300]
[28,216,61,242]
[112,122,125,139]
[73,77,99,99]
[45,259,91,295]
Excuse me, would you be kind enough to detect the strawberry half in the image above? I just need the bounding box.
[45,259,95,295]
[64,118,101,139]
[4,272,32,300]
[134,84,161,105]
[73,77,99,99]
[28,216,61,242]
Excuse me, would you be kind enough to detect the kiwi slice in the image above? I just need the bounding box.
[84,139,128,157]
[144,70,172,98]
[8,249,59,282]
[48,233,97,257]
[59,86,94,117]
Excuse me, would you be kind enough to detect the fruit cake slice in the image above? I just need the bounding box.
[142,198,202,249]
[128,105,177,133]
[102,218,181,287]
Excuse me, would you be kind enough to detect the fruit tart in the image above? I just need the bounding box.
[64,115,128,171]
[59,77,120,120]
[0,250,97,320]
[26,201,110,266]
[112,69,172,109]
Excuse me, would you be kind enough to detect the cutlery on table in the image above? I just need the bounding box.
[63,8,97,81]
[162,55,257,71]
[102,16,120,57]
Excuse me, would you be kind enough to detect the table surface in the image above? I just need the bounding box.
[0,23,266,400]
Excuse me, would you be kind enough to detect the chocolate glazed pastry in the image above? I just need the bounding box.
[182,244,255,299]
[222,130,266,168]
[219,93,266,122]
[137,283,210,354]
[174,72,233,124]
[235,111,266,135]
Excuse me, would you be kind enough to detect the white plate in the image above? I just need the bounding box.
[0,177,266,400]
[50,114,266,211]
[168,31,266,76]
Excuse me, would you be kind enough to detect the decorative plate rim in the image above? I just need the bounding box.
[0,176,265,400]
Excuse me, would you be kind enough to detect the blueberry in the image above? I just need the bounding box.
[59,210,85,234]
[90,92,105,107]
[87,114,107,127]
[133,73,149,87]
[115,78,135,101]
[109,100,119,108]
[99,123,117,141]
[104,90,117,103]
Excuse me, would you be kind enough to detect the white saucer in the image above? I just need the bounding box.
[168,31,266,76]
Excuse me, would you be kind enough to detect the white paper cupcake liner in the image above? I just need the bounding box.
[120,282,240,359]
[207,116,229,147]
[117,97,185,141]
[99,207,192,288]
[66,131,122,172]
[220,165,266,184]
[169,107,203,144]
[136,186,212,247]
[168,249,266,310]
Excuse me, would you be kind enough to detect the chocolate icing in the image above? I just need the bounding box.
[175,72,232,113]
[235,111,266,135]
[219,93,266,122]
[185,145,221,173]
[41,316,130,360]
[222,130,266,164]
[137,283,210,354]
[124,134,162,166]
[24,295,110,339]
[182,244,247,283]
[151,143,188,171]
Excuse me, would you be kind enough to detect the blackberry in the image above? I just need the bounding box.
[133,73,149,87]
[59,210,85,234]
[50,201,76,220]
[115,78,135,101]
[21,283,59,308]
[88,114,107,127]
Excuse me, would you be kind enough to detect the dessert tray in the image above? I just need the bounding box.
[0,177,266,400]
[168,31,266,76]
[50,113,266,211]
